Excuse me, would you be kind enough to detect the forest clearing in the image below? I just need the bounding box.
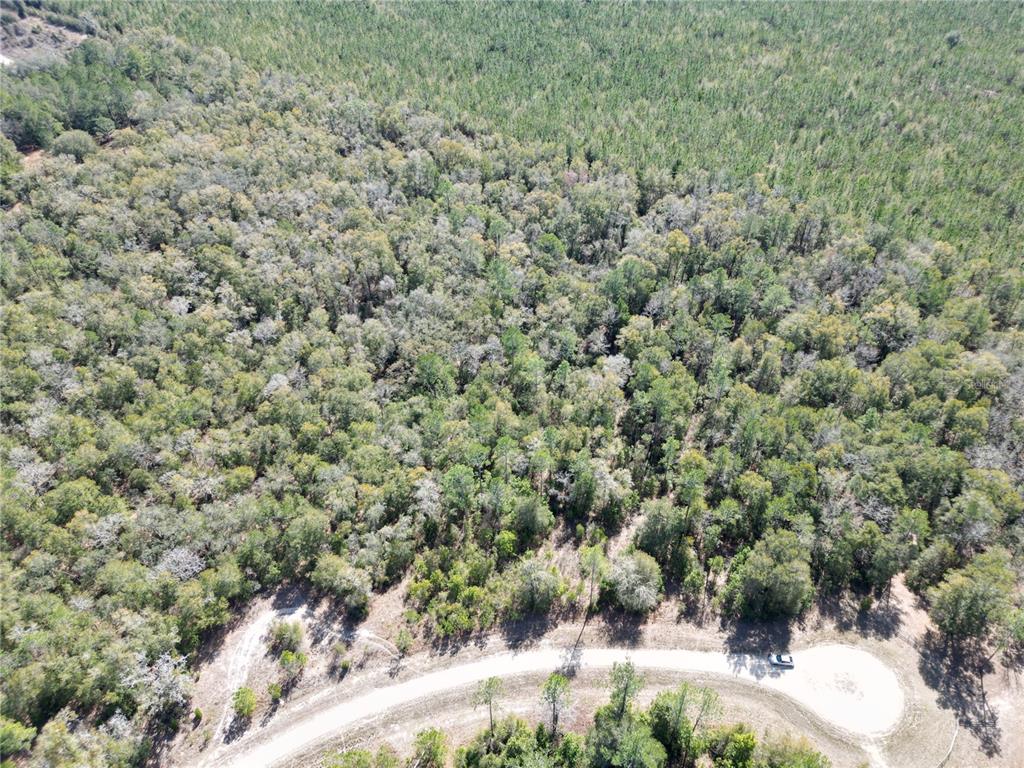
[170,578,1019,768]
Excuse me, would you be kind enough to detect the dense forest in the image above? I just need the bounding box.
[1,10,1023,768]
[51,0,1024,256]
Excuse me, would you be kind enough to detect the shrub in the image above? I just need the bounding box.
[395,628,413,656]
[0,716,36,755]
[232,687,257,719]
[412,728,447,768]
[609,551,663,613]
[279,650,307,682]
[513,557,562,615]
[50,130,97,162]
[311,553,372,613]
[269,620,303,653]
[494,530,517,562]
[326,746,400,768]
[3,95,58,149]
[92,116,116,140]
[906,540,958,594]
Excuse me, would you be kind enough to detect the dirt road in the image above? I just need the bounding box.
[209,603,307,748]
[216,642,904,768]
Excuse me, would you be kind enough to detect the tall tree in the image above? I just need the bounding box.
[928,548,1016,646]
[649,682,720,768]
[411,728,447,768]
[473,676,504,740]
[609,662,643,723]
[723,531,814,618]
[580,544,608,612]
[541,672,571,738]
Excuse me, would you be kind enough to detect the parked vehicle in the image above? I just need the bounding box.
[769,653,794,668]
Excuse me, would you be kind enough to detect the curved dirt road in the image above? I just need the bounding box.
[210,604,306,747]
[217,643,904,768]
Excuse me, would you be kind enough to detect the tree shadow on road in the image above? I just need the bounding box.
[721,615,793,656]
[724,651,785,681]
[602,607,646,647]
[918,629,1002,757]
[816,590,905,640]
[711,614,797,681]
[498,613,558,650]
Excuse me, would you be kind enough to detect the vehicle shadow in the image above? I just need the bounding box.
[918,629,1002,757]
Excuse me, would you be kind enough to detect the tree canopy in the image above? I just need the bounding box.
[1,20,1022,766]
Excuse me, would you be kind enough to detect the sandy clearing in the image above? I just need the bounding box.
[208,603,306,751]
[220,642,904,768]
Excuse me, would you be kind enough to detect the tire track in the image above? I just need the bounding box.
[219,643,905,768]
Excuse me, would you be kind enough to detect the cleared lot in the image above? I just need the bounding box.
[180,580,1020,768]
[216,643,904,768]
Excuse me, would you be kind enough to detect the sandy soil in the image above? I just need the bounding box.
[209,601,309,747]
[168,578,1021,768]
[20,149,46,169]
[217,643,902,768]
